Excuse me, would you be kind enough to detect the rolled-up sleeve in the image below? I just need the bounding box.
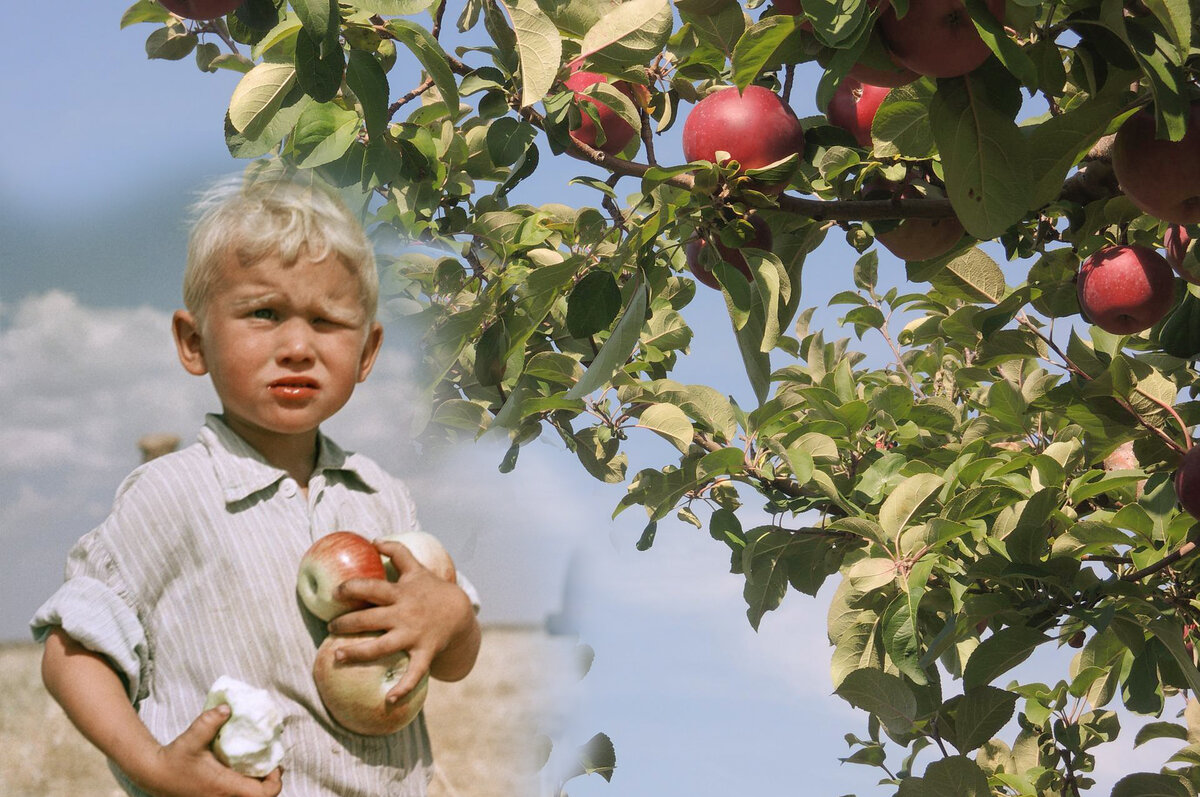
[30,532,149,702]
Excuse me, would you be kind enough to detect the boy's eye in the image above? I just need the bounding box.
[251,308,276,320]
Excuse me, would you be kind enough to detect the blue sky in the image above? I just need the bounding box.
[0,4,1178,795]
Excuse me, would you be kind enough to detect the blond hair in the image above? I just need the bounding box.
[182,175,378,326]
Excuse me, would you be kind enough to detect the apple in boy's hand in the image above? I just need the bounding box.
[378,530,457,583]
[297,531,388,621]
[202,675,285,777]
[312,633,430,736]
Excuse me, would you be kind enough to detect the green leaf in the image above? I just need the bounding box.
[567,271,623,338]
[345,50,389,142]
[228,62,298,138]
[1149,618,1200,696]
[294,26,345,103]
[496,0,561,107]
[1134,721,1189,747]
[680,0,746,58]
[1110,773,1190,797]
[878,473,944,541]
[920,756,991,797]
[871,78,937,159]
[574,426,628,483]
[121,0,171,27]
[953,686,1018,752]
[562,732,616,784]
[963,626,1048,690]
[385,19,461,116]
[637,403,695,453]
[565,278,648,399]
[928,75,1033,240]
[835,668,918,738]
[579,0,673,72]
[730,15,797,91]
[356,0,435,14]
[291,102,360,167]
[292,0,335,43]
[485,116,538,167]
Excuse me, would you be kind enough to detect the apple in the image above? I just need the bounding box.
[1112,103,1200,224]
[159,0,246,20]
[378,530,457,583]
[296,531,388,622]
[1164,224,1200,283]
[772,0,805,14]
[564,65,639,156]
[1174,444,1200,519]
[863,179,965,261]
[682,85,805,193]
[202,676,284,777]
[878,0,1004,78]
[684,215,772,290]
[312,633,430,736]
[1076,245,1176,335]
[827,78,891,149]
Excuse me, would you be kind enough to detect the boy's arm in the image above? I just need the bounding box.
[41,628,282,797]
[329,541,482,700]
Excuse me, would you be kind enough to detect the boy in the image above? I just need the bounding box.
[30,176,481,797]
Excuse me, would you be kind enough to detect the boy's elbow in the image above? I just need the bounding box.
[431,617,482,683]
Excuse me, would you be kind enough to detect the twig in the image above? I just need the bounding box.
[1132,386,1192,451]
[1121,541,1198,582]
[388,77,436,120]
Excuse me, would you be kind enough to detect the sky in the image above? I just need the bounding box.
[0,3,1184,796]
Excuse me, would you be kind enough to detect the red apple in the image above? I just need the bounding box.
[378,530,457,583]
[159,0,245,20]
[312,633,430,736]
[1164,224,1200,283]
[1112,103,1200,224]
[864,179,965,261]
[772,0,805,13]
[1174,444,1200,519]
[1076,245,1176,335]
[564,65,639,156]
[878,0,1004,78]
[684,215,772,289]
[682,85,805,193]
[828,79,891,148]
[297,531,388,622]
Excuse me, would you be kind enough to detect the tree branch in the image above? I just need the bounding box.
[1121,540,1198,582]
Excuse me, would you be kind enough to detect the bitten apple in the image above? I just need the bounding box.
[682,85,805,193]
[684,215,773,290]
[202,676,284,777]
[878,0,1004,78]
[1076,245,1176,335]
[564,65,639,156]
[827,79,891,149]
[1112,103,1200,224]
[312,633,430,736]
[378,530,457,583]
[1174,444,1200,520]
[297,531,388,622]
[159,0,246,20]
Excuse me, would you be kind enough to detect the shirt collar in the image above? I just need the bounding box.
[199,414,387,504]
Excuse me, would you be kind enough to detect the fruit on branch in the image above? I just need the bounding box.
[862,178,965,261]
[1174,444,1200,520]
[158,0,246,20]
[378,530,457,583]
[878,0,1004,78]
[771,0,805,13]
[1067,631,1086,648]
[312,633,429,736]
[1112,103,1200,224]
[684,215,772,290]
[827,79,891,149]
[564,64,640,156]
[1075,245,1176,335]
[1164,224,1200,283]
[682,85,805,193]
[848,59,919,88]
[297,531,388,622]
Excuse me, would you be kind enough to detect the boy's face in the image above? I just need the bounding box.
[172,250,383,456]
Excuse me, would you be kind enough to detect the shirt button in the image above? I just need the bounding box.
[280,479,298,498]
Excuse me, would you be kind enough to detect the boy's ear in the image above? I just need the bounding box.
[172,310,209,376]
[357,322,384,382]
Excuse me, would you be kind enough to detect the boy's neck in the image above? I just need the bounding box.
[221,415,319,488]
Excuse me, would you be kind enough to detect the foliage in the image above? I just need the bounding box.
[122,0,1200,792]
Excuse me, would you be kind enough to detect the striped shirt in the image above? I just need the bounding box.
[30,414,460,796]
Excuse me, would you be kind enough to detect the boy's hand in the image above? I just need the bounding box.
[327,539,479,703]
[142,704,283,797]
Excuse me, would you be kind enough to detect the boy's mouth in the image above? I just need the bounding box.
[269,376,320,400]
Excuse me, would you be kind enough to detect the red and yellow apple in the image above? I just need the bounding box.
[378,530,457,583]
[827,79,891,149]
[1112,103,1200,224]
[682,85,805,193]
[297,531,387,622]
[684,214,773,290]
[312,633,430,736]
[1174,444,1200,520]
[878,0,1004,78]
[564,64,640,156]
[1076,244,1176,335]
[159,0,245,20]
[863,179,965,261]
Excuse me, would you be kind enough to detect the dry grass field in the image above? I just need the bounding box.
[1,626,577,797]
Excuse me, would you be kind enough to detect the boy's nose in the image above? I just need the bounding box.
[276,319,317,364]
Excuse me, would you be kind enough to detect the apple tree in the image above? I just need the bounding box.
[122,0,1200,792]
